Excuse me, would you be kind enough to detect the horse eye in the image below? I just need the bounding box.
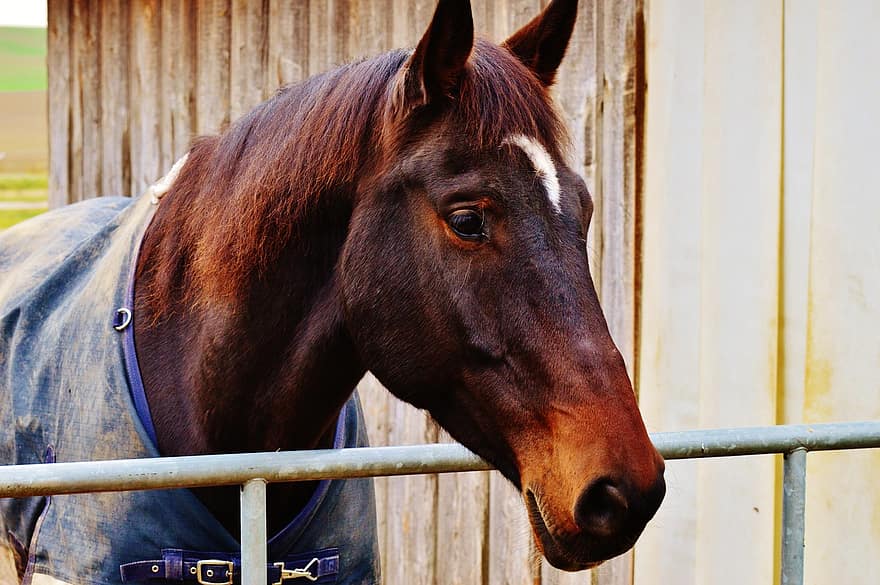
[448,209,485,240]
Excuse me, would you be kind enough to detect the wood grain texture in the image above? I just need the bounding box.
[196,0,231,134]
[79,0,102,199]
[266,0,309,88]
[47,0,71,208]
[436,429,490,585]
[231,0,267,119]
[101,0,129,195]
[129,0,161,196]
[68,0,85,203]
[488,472,537,585]
[356,373,390,577]
[160,2,196,168]
[383,400,438,585]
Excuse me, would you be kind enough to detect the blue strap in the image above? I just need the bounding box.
[119,548,339,584]
[116,233,160,448]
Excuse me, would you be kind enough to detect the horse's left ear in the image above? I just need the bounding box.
[399,0,474,108]
[502,0,578,86]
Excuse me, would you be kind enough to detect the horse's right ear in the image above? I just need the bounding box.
[502,0,578,86]
[397,0,474,110]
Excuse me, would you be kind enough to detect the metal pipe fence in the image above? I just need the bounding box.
[1,421,878,585]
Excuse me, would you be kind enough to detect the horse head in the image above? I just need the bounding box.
[340,0,665,570]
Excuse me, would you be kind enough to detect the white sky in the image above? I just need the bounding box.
[0,2,47,27]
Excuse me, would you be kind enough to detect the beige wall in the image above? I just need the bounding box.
[635,1,880,584]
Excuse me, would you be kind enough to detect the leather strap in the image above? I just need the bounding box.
[120,548,339,584]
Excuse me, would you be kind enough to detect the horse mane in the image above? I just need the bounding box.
[141,39,566,316]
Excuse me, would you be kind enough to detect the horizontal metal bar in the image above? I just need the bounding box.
[652,420,880,459]
[0,421,877,497]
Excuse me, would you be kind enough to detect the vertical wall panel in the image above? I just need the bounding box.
[68,0,85,202]
[779,0,817,427]
[266,0,309,89]
[696,3,781,585]
[160,1,196,166]
[355,374,390,580]
[230,0,267,119]
[802,2,880,583]
[78,0,102,198]
[101,0,129,195]
[129,0,161,197]
[196,0,231,135]
[47,0,71,207]
[635,2,703,583]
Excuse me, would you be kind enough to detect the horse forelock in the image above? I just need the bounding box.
[141,38,567,316]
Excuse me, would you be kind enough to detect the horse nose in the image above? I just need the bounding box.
[573,478,629,537]
[574,473,666,538]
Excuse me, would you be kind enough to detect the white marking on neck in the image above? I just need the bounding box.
[504,134,561,214]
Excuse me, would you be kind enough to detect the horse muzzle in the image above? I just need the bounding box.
[524,459,666,571]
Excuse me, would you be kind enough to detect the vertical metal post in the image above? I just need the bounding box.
[241,478,268,585]
[781,448,807,585]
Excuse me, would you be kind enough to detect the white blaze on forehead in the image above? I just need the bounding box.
[504,134,562,214]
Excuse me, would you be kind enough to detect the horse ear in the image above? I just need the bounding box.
[401,0,474,108]
[502,0,578,86]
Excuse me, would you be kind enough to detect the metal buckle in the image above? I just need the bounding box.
[271,558,320,584]
[195,560,234,585]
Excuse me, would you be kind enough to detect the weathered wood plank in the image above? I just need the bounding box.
[160,1,196,169]
[383,401,438,585]
[267,0,309,89]
[100,0,129,196]
[196,0,231,134]
[356,373,391,578]
[79,0,102,198]
[68,0,86,203]
[348,0,391,59]
[308,0,350,75]
[230,0,267,119]
[436,429,489,585]
[129,0,162,195]
[47,0,72,208]
[489,472,536,585]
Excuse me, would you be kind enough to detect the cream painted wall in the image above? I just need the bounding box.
[635,1,879,584]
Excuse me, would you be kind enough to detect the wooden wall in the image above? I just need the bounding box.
[47,1,643,584]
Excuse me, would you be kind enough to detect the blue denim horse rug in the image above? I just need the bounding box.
[0,170,379,585]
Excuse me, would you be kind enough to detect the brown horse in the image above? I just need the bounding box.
[133,0,664,572]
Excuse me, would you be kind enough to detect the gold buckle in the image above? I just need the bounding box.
[195,560,234,585]
[271,558,320,584]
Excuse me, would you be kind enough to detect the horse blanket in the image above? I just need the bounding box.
[0,179,379,585]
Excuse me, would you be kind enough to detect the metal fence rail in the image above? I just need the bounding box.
[1,421,878,585]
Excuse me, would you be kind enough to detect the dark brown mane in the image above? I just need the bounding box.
[141,39,566,316]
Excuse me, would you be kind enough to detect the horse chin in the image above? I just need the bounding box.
[524,490,634,572]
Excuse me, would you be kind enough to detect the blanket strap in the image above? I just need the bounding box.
[120,548,339,584]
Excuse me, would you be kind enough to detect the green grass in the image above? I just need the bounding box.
[0,173,48,203]
[0,173,47,190]
[0,208,46,230]
[0,27,47,92]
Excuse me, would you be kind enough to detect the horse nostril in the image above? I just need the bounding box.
[574,478,629,537]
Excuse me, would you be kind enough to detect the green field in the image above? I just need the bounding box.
[0,27,49,229]
[0,27,47,92]
[0,208,45,230]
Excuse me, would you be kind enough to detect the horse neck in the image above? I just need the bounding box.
[134,179,366,459]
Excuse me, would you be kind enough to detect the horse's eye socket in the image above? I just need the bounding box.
[448,209,485,240]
